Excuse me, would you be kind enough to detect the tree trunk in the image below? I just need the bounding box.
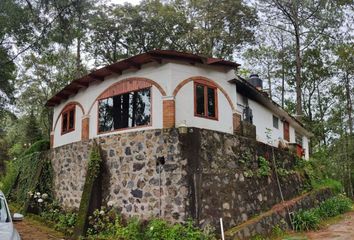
[295,27,303,118]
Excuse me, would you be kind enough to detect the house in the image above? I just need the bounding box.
[46,50,312,159]
[46,50,314,228]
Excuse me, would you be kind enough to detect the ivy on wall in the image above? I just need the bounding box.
[2,140,52,213]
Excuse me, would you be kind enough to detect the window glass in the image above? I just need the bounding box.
[195,83,217,119]
[273,115,279,129]
[196,85,205,115]
[0,198,10,223]
[98,88,151,133]
[207,87,216,117]
[69,109,75,129]
[62,112,68,132]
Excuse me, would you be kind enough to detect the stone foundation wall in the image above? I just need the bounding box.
[51,127,309,228]
[51,129,188,223]
[225,188,334,240]
[179,128,309,230]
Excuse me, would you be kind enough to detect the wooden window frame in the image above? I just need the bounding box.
[61,105,76,135]
[97,87,153,135]
[194,81,218,120]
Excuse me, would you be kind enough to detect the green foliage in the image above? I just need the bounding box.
[292,195,352,231]
[312,178,343,193]
[86,213,215,240]
[56,212,78,235]
[1,159,20,196]
[244,169,254,178]
[22,140,50,156]
[40,201,78,236]
[87,143,102,181]
[292,209,320,231]
[257,156,271,177]
[318,195,352,218]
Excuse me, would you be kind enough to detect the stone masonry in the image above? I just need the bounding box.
[50,127,309,228]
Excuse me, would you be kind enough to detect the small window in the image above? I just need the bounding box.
[62,105,75,134]
[295,131,303,146]
[194,82,217,119]
[98,87,151,133]
[273,115,279,129]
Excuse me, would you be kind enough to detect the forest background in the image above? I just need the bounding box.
[0,0,353,196]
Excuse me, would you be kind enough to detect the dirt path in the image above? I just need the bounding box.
[304,211,354,240]
[14,219,65,240]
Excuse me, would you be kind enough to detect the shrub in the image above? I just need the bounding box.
[292,209,320,231]
[318,195,352,218]
[312,178,343,193]
[257,156,271,177]
[86,207,216,240]
[55,212,78,235]
[293,195,352,231]
[22,140,50,156]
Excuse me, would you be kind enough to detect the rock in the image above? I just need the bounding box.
[131,189,143,198]
[133,163,145,172]
[223,202,230,210]
[125,147,131,155]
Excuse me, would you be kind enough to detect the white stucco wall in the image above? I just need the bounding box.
[236,93,310,159]
[175,81,233,133]
[52,61,236,147]
[53,105,83,147]
[51,59,310,159]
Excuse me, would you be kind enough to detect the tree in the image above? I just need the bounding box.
[16,49,85,136]
[259,0,350,117]
[179,0,258,59]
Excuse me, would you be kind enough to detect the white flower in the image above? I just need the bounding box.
[42,193,48,199]
[37,198,43,203]
[36,192,41,196]
[28,191,33,196]
[99,210,105,215]
[107,201,114,207]
[150,226,154,231]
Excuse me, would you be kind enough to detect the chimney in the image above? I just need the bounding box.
[248,74,263,90]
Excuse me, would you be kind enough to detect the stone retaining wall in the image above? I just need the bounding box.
[51,129,188,222]
[225,188,334,239]
[50,127,309,227]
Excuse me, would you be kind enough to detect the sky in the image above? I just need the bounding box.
[110,0,141,5]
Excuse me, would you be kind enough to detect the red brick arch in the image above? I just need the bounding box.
[173,76,236,111]
[87,77,167,115]
[53,101,85,131]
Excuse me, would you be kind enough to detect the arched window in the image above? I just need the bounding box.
[61,105,75,134]
[97,78,155,134]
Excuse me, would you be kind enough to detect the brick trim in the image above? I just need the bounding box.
[53,101,85,132]
[163,99,175,128]
[88,77,166,115]
[81,116,90,140]
[172,76,235,111]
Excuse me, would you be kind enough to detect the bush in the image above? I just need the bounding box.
[293,195,352,231]
[292,209,320,231]
[318,195,352,218]
[56,212,78,235]
[257,156,271,177]
[22,140,50,156]
[312,178,343,193]
[86,207,215,240]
